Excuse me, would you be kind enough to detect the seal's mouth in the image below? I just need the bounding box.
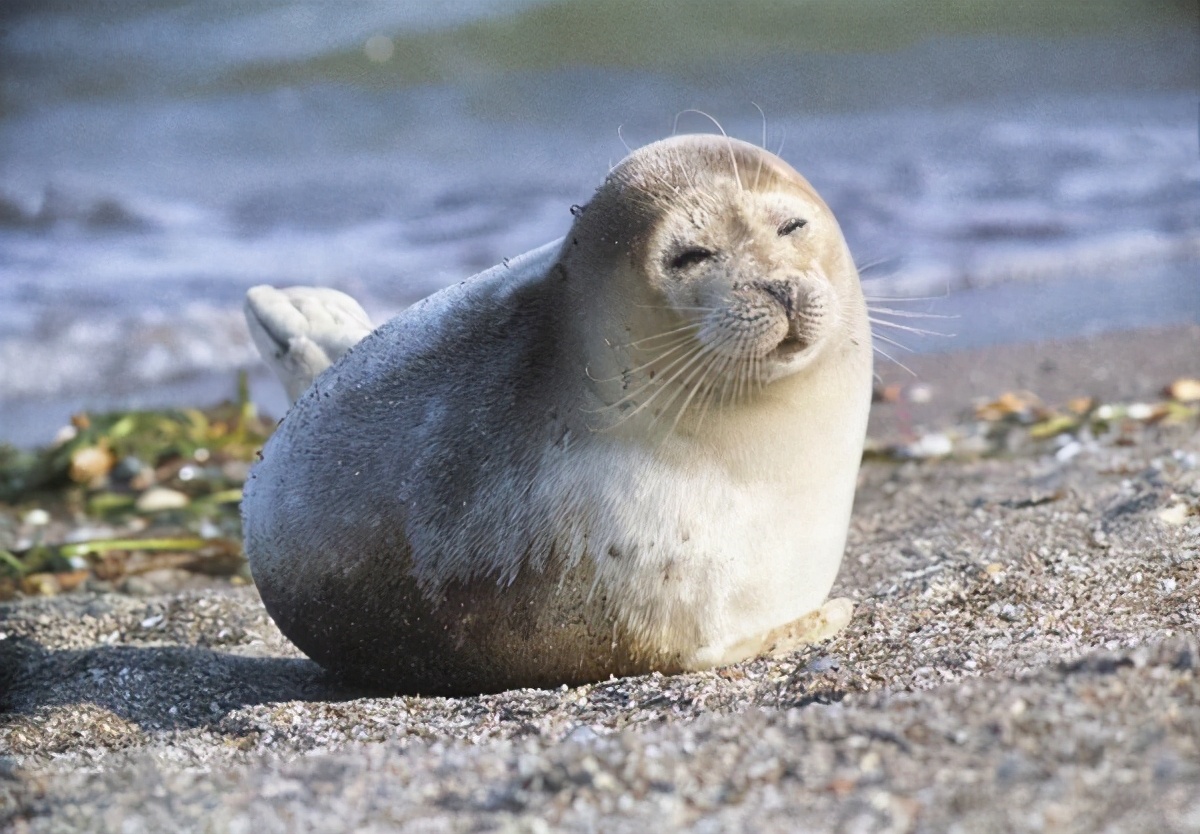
[767,298,824,361]
[775,311,821,354]
[751,278,826,361]
[692,276,831,369]
[771,334,811,358]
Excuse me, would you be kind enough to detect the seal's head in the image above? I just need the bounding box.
[562,134,869,430]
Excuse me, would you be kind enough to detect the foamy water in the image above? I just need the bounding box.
[2,2,1197,445]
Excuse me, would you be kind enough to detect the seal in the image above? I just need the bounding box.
[241,134,873,694]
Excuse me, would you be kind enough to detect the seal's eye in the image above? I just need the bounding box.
[778,218,807,236]
[668,247,716,271]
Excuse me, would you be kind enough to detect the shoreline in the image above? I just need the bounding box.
[869,322,1200,440]
[2,323,1198,832]
[3,318,1197,451]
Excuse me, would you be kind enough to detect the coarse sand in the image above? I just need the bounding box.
[2,325,1199,833]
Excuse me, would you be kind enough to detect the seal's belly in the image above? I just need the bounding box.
[526,441,859,671]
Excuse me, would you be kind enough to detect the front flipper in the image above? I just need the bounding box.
[244,285,373,403]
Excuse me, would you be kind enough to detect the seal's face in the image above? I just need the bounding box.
[567,134,868,432]
[614,135,861,376]
[645,176,844,380]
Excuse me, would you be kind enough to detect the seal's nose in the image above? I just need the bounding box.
[759,281,798,317]
[753,278,822,350]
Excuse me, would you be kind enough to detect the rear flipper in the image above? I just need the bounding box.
[701,597,854,668]
[244,285,373,403]
[757,597,854,658]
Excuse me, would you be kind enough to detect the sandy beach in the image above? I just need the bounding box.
[2,3,1196,830]
[2,324,1199,833]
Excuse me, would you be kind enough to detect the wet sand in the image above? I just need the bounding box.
[2,325,1199,833]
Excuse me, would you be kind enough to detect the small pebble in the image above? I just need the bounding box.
[1157,504,1191,526]
[23,508,50,527]
[135,487,190,512]
[906,433,953,458]
[908,383,933,404]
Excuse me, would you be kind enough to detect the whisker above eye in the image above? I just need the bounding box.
[752,101,768,151]
[672,109,742,193]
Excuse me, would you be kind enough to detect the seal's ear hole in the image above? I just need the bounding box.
[668,247,717,271]
[778,218,807,236]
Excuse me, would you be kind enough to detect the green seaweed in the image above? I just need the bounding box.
[0,372,272,505]
[0,373,273,592]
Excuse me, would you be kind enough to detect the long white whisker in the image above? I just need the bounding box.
[856,256,898,273]
[747,352,759,402]
[873,331,916,353]
[862,292,951,303]
[693,338,744,432]
[717,335,749,411]
[751,101,767,190]
[665,347,734,438]
[623,337,699,364]
[627,321,703,348]
[692,354,731,433]
[624,324,700,348]
[673,109,741,192]
[720,336,739,410]
[585,338,695,384]
[733,335,751,405]
[872,345,917,377]
[752,101,767,150]
[695,352,743,434]
[605,330,738,428]
[696,343,739,434]
[651,331,740,426]
[616,124,632,154]
[588,342,706,414]
[866,306,956,319]
[869,318,956,338]
[720,351,737,409]
[747,343,762,399]
[747,342,763,398]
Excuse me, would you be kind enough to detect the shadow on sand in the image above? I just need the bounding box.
[0,634,384,733]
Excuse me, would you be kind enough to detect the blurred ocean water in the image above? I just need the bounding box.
[1,0,1197,444]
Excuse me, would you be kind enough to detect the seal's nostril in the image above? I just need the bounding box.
[760,282,794,316]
